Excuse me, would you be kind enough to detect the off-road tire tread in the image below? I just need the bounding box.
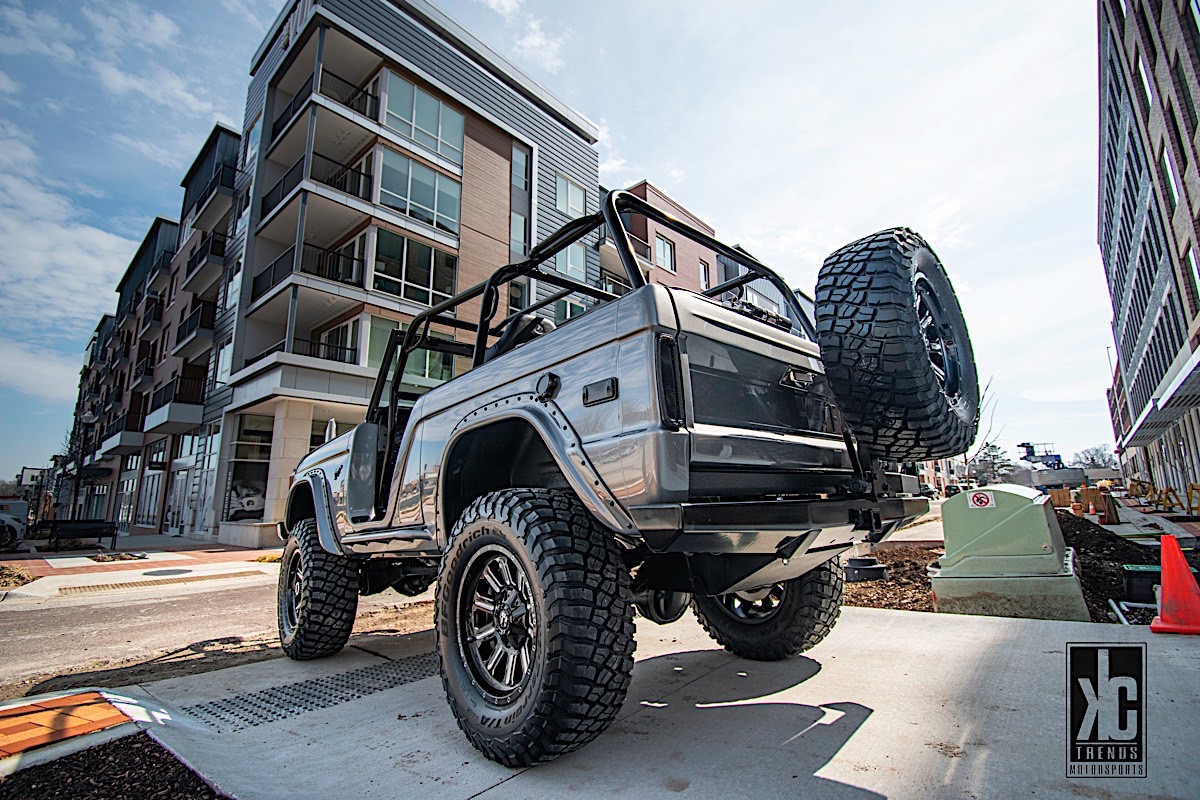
[437,489,635,766]
[278,519,358,660]
[692,559,844,661]
[815,227,977,461]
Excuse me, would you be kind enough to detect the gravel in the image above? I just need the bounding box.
[843,546,941,612]
[0,733,228,800]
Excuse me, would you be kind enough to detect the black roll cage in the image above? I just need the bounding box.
[365,188,818,467]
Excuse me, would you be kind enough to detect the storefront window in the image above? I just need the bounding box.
[225,414,272,522]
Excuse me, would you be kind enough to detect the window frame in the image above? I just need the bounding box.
[655,235,676,272]
[378,146,462,235]
[556,174,586,217]
[373,227,459,307]
[381,70,465,166]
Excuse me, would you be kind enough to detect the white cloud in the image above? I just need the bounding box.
[476,0,523,22]
[218,0,270,33]
[93,59,215,117]
[82,2,179,52]
[597,119,638,187]
[0,5,79,61]
[513,18,564,73]
[0,69,16,93]
[0,124,137,346]
[112,132,198,169]
[0,338,83,404]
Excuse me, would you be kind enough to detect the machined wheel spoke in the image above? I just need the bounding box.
[482,563,503,592]
[502,649,518,686]
[495,557,515,586]
[485,644,504,673]
[471,624,496,643]
[473,597,496,614]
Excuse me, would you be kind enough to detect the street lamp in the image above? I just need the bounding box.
[70,411,98,521]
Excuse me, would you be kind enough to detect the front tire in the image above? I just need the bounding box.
[436,489,635,766]
[277,519,359,660]
[692,559,844,661]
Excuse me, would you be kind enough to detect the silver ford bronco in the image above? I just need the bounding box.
[275,189,979,766]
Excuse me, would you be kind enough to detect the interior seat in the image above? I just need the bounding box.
[483,313,556,363]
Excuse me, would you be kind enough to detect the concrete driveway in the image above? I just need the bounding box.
[104,606,1199,799]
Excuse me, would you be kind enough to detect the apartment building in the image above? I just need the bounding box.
[1099,0,1200,489]
[63,0,606,545]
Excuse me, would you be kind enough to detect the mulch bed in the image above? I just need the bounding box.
[843,514,1200,624]
[1056,510,1200,623]
[89,553,144,563]
[0,732,229,800]
[843,546,941,612]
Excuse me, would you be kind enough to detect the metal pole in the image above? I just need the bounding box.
[69,424,84,520]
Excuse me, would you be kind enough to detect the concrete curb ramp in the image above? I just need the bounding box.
[96,608,1199,799]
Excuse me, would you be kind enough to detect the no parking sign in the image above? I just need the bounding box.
[968,491,995,509]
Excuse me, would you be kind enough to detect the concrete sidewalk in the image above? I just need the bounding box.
[99,608,1197,799]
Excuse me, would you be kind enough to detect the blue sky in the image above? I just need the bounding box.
[0,0,1108,479]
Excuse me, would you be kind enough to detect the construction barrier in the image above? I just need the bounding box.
[1187,483,1200,515]
[1156,487,1184,512]
[1128,479,1155,501]
[1048,488,1073,508]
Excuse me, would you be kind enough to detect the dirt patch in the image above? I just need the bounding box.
[843,546,941,612]
[1056,510,1200,623]
[0,564,34,589]
[253,552,282,563]
[0,731,229,800]
[898,514,941,531]
[0,600,436,702]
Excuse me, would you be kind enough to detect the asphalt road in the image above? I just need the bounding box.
[0,583,280,685]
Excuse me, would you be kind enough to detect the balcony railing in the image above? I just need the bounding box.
[186,232,228,277]
[601,274,633,297]
[310,152,371,200]
[149,376,206,413]
[149,249,175,283]
[293,338,359,364]
[271,69,380,142]
[133,358,152,382]
[251,242,365,301]
[103,411,143,440]
[261,158,304,218]
[597,223,652,261]
[140,298,163,330]
[245,340,286,367]
[199,164,238,209]
[177,302,217,342]
[319,69,379,119]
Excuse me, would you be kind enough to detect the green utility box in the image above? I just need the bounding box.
[928,484,1091,621]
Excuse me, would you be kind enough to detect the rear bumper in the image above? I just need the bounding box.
[629,496,929,555]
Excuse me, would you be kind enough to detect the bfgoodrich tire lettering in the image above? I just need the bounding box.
[692,558,844,661]
[277,519,359,660]
[815,227,979,461]
[437,489,635,766]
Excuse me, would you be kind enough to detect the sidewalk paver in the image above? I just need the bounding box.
[0,692,129,758]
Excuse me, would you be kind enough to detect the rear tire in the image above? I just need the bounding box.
[692,559,844,661]
[437,489,635,766]
[277,519,359,660]
[815,227,979,461]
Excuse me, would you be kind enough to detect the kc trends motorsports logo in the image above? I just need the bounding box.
[1066,643,1146,778]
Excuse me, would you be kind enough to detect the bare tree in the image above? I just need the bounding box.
[1070,444,1117,470]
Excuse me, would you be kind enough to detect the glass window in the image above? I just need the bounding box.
[1137,54,1153,106]
[215,339,232,385]
[511,144,529,190]
[379,148,461,234]
[656,235,675,272]
[318,318,360,362]
[383,71,464,165]
[554,298,585,324]
[555,242,586,281]
[509,281,527,314]
[556,175,585,217]
[510,211,528,258]
[242,115,261,168]
[368,316,399,370]
[373,228,458,306]
[1162,147,1181,209]
[699,260,710,291]
[223,261,242,311]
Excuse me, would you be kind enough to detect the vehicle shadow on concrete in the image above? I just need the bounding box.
[527,649,882,799]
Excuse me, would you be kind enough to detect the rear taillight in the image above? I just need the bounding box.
[657,335,685,428]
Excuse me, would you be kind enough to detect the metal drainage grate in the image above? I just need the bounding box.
[59,571,267,595]
[181,653,439,733]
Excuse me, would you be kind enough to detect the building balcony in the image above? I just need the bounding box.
[245,337,359,368]
[99,411,144,456]
[193,164,239,234]
[131,357,154,391]
[181,232,228,297]
[172,302,217,362]
[139,297,163,339]
[144,377,206,435]
[147,249,175,292]
[261,152,372,220]
[271,68,380,144]
[601,272,633,297]
[250,242,364,303]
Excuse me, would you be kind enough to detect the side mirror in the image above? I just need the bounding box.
[324,418,338,443]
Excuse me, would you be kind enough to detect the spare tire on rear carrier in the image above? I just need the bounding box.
[815,227,979,463]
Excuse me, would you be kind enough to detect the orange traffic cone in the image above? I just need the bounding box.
[1150,536,1200,635]
[1089,501,1096,515]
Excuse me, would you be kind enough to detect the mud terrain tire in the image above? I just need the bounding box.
[815,227,978,462]
[692,559,844,661]
[437,489,634,766]
[277,519,359,660]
